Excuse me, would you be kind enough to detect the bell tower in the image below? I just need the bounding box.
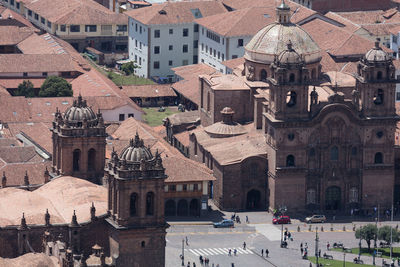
[356,40,396,117]
[268,41,310,120]
[51,95,106,184]
[105,133,167,267]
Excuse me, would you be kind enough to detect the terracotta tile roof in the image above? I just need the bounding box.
[324,12,360,33]
[0,146,38,163]
[221,57,245,71]
[0,78,50,89]
[339,61,359,75]
[111,117,159,141]
[121,84,176,98]
[0,253,58,267]
[362,23,400,36]
[0,161,51,186]
[335,9,400,25]
[164,155,215,183]
[0,96,32,123]
[0,176,107,226]
[323,71,356,87]
[6,122,53,153]
[24,0,127,25]
[174,131,190,147]
[0,26,35,45]
[195,7,275,37]
[0,138,19,147]
[320,51,340,72]
[0,7,36,29]
[125,1,228,25]
[0,84,10,96]
[173,63,217,80]
[202,73,249,91]
[0,54,77,73]
[166,110,200,126]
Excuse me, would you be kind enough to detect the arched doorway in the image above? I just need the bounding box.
[88,148,96,171]
[246,189,261,210]
[177,199,188,216]
[165,199,176,216]
[189,199,199,216]
[325,186,341,210]
[73,149,81,172]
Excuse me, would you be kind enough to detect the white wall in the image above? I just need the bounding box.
[101,104,142,122]
[129,17,149,78]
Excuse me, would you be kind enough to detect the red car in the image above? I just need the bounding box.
[272,216,291,224]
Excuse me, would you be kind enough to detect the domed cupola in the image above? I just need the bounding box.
[204,107,247,138]
[364,40,390,63]
[277,40,303,65]
[119,133,153,162]
[63,95,99,128]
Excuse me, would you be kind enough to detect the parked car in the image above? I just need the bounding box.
[213,219,234,228]
[272,215,291,224]
[305,215,326,223]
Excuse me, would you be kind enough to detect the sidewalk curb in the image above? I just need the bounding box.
[168,221,213,225]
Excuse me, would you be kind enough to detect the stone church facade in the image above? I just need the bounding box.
[184,1,399,213]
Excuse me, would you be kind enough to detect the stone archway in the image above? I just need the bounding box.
[246,189,261,210]
[165,199,176,216]
[177,199,188,216]
[325,186,341,210]
[189,199,199,216]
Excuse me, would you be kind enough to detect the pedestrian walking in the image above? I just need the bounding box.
[318,249,321,258]
[186,236,189,246]
[305,242,308,249]
[243,242,246,249]
[261,249,264,257]
[327,242,330,251]
[193,263,196,267]
[300,247,303,255]
[234,249,237,256]
[266,249,269,257]
[300,242,303,249]
[187,261,191,267]
[246,215,249,223]
[228,249,232,256]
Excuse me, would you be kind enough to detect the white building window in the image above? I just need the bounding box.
[306,189,316,204]
[349,187,358,203]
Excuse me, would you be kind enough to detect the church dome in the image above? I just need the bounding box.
[365,40,390,62]
[244,1,320,65]
[64,95,97,123]
[277,41,302,64]
[119,133,153,162]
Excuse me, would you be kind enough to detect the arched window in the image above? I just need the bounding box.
[260,69,267,81]
[130,193,138,216]
[351,147,357,156]
[349,187,358,203]
[373,89,384,105]
[73,149,81,171]
[330,146,339,161]
[207,92,210,112]
[141,241,145,248]
[146,192,155,215]
[377,71,383,80]
[286,155,295,167]
[374,152,383,164]
[309,148,315,157]
[88,148,96,171]
[286,91,296,107]
[306,188,316,204]
[289,73,295,83]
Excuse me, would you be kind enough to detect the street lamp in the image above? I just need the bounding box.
[315,227,319,265]
[343,252,346,267]
[181,238,184,266]
[358,229,362,261]
[373,217,377,266]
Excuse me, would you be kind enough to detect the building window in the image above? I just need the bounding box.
[306,188,316,204]
[139,57,141,65]
[73,149,81,171]
[135,40,138,47]
[117,25,127,32]
[135,23,138,32]
[182,60,188,66]
[349,187,358,203]
[222,54,224,61]
[377,71,383,80]
[139,42,142,49]
[139,26,142,33]
[286,91,296,107]
[87,148,96,171]
[206,30,220,43]
[23,72,28,77]
[194,183,198,191]
[374,152,383,164]
[217,51,220,59]
[249,163,258,179]
[141,241,145,248]
[183,28,189,37]
[85,25,97,32]
[130,193,138,216]
[373,89,384,105]
[183,184,187,191]
[16,2,19,9]
[193,40,198,49]
[286,155,295,167]
[10,0,14,5]
[154,61,160,69]
[238,39,244,47]
[207,92,210,111]
[169,28,173,34]
[169,185,176,191]
[168,60,173,66]
[330,146,339,161]
[154,46,160,54]
[154,29,160,38]
[193,55,198,64]
[60,24,66,32]
[194,24,199,32]
[351,147,357,156]
[28,10,32,16]
[169,45,173,51]
[41,17,45,24]
[260,69,267,81]
[34,13,39,20]
[183,44,188,53]
[42,72,48,77]
[396,92,400,101]
[309,148,315,157]
[128,113,134,118]
[119,114,125,121]
[146,192,154,215]
[70,25,80,32]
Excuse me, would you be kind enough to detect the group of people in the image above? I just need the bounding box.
[300,242,308,259]
[230,214,250,224]
[261,249,269,257]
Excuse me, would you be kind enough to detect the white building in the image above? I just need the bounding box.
[125,1,227,82]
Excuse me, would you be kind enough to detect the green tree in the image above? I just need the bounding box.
[121,61,139,75]
[39,76,73,97]
[15,80,35,97]
[355,224,377,251]
[378,225,399,244]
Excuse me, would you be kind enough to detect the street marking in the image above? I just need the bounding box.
[197,248,210,255]
[167,231,255,236]
[203,248,216,255]
[188,249,200,256]
[185,247,254,256]
[237,247,250,254]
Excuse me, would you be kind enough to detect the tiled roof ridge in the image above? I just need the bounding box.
[327,11,361,28]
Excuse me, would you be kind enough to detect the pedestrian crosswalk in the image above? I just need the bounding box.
[185,247,254,256]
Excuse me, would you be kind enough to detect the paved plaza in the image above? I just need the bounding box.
[166,210,400,267]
